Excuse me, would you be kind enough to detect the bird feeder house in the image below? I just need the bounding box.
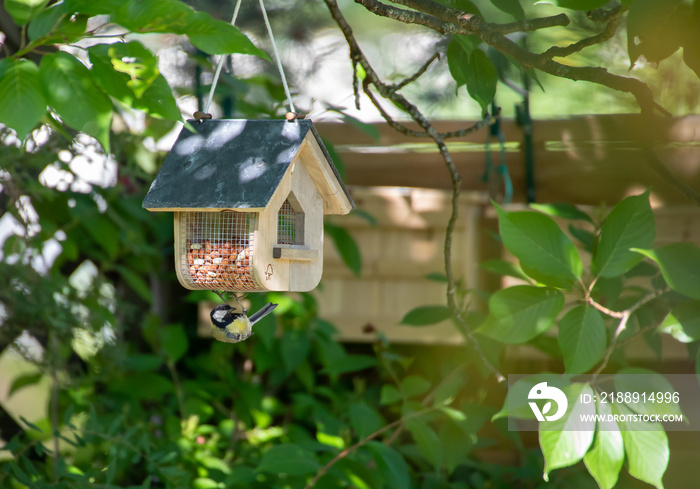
[142,119,354,292]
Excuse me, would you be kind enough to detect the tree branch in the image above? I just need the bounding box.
[325,0,504,382]
[541,7,622,60]
[355,0,670,116]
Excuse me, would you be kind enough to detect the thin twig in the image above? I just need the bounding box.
[302,407,435,489]
[50,332,60,483]
[591,292,660,377]
[587,297,625,319]
[390,52,440,91]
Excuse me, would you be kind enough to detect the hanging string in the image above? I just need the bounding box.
[203,0,243,115]
[258,0,296,114]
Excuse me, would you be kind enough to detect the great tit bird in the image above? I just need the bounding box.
[210,302,278,343]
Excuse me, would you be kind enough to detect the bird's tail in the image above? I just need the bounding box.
[249,302,278,325]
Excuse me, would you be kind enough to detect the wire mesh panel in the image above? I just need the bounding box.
[278,199,298,245]
[177,211,263,291]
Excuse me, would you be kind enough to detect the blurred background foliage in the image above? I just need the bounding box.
[0,0,699,488]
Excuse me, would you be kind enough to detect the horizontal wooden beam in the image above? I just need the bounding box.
[315,116,700,205]
[316,115,700,146]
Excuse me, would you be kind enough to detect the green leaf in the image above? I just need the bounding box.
[540,384,596,481]
[366,441,410,489]
[593,191,655,278]
[79,211,119,260]
[405,418,443,468]
[452,0,482,16]
[400,305,452,326]
[105,42,159,98]
[113,0,268,58]
[478,286,564,344]
[583,401,624,489]
[627,0,685,65]
[5,0,49,26]
[193,478,219,489]
[424,272,448,283]
[349,402,384,439]
[659,301,700,342]
[124,354,163,371]
[492,0,525,19]
[447,38,470,93]
[557,305,606,374]
[530,203,593,223]
[633,243,700,299]
[479,259,530,281]
[401,375,431,398]
[161,324,188,363]
[8,372,43,397]
[257,444,320,475]
[614,368,682,417]
[465,49,498,114]
[439,420,475,474]
[380,384,403,405]
[495,204,582,286]
[342,114,380,140]
[0,59,46,138]
[432,368,465,406]
[325,222,361,277]
[569,224,596,253]
[555,0,609,10]
[187,12,269,58]
[40,51,112,152]
[281,330,310,373]
[63,0,125,15]
[27,3,87,44]
[613,404,669,489]
[114,265,152,303]
[89,43,181,121]
[321,354,376,375]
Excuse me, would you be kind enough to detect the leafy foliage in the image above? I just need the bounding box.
[1,1,700,489]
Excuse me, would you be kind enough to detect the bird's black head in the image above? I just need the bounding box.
[211,304,235,329]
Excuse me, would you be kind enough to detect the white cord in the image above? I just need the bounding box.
[203,0,243,115]
[258,0,296,114]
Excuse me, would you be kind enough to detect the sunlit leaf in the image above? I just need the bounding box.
[495,204,581,286]
[593,190,655,278]
[5,0,49,26]
[633,243,700,299]
[613,403,669,489]
[540,384,595,481]
[40,52,112,152]
[583,401,624,489]
[0,59,46,139]
[557,305,606,374]
[478,286,564,343]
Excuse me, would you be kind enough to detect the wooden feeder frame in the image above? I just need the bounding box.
[142,119,353,293]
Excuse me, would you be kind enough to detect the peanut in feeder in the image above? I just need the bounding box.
[142,119,354,293]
